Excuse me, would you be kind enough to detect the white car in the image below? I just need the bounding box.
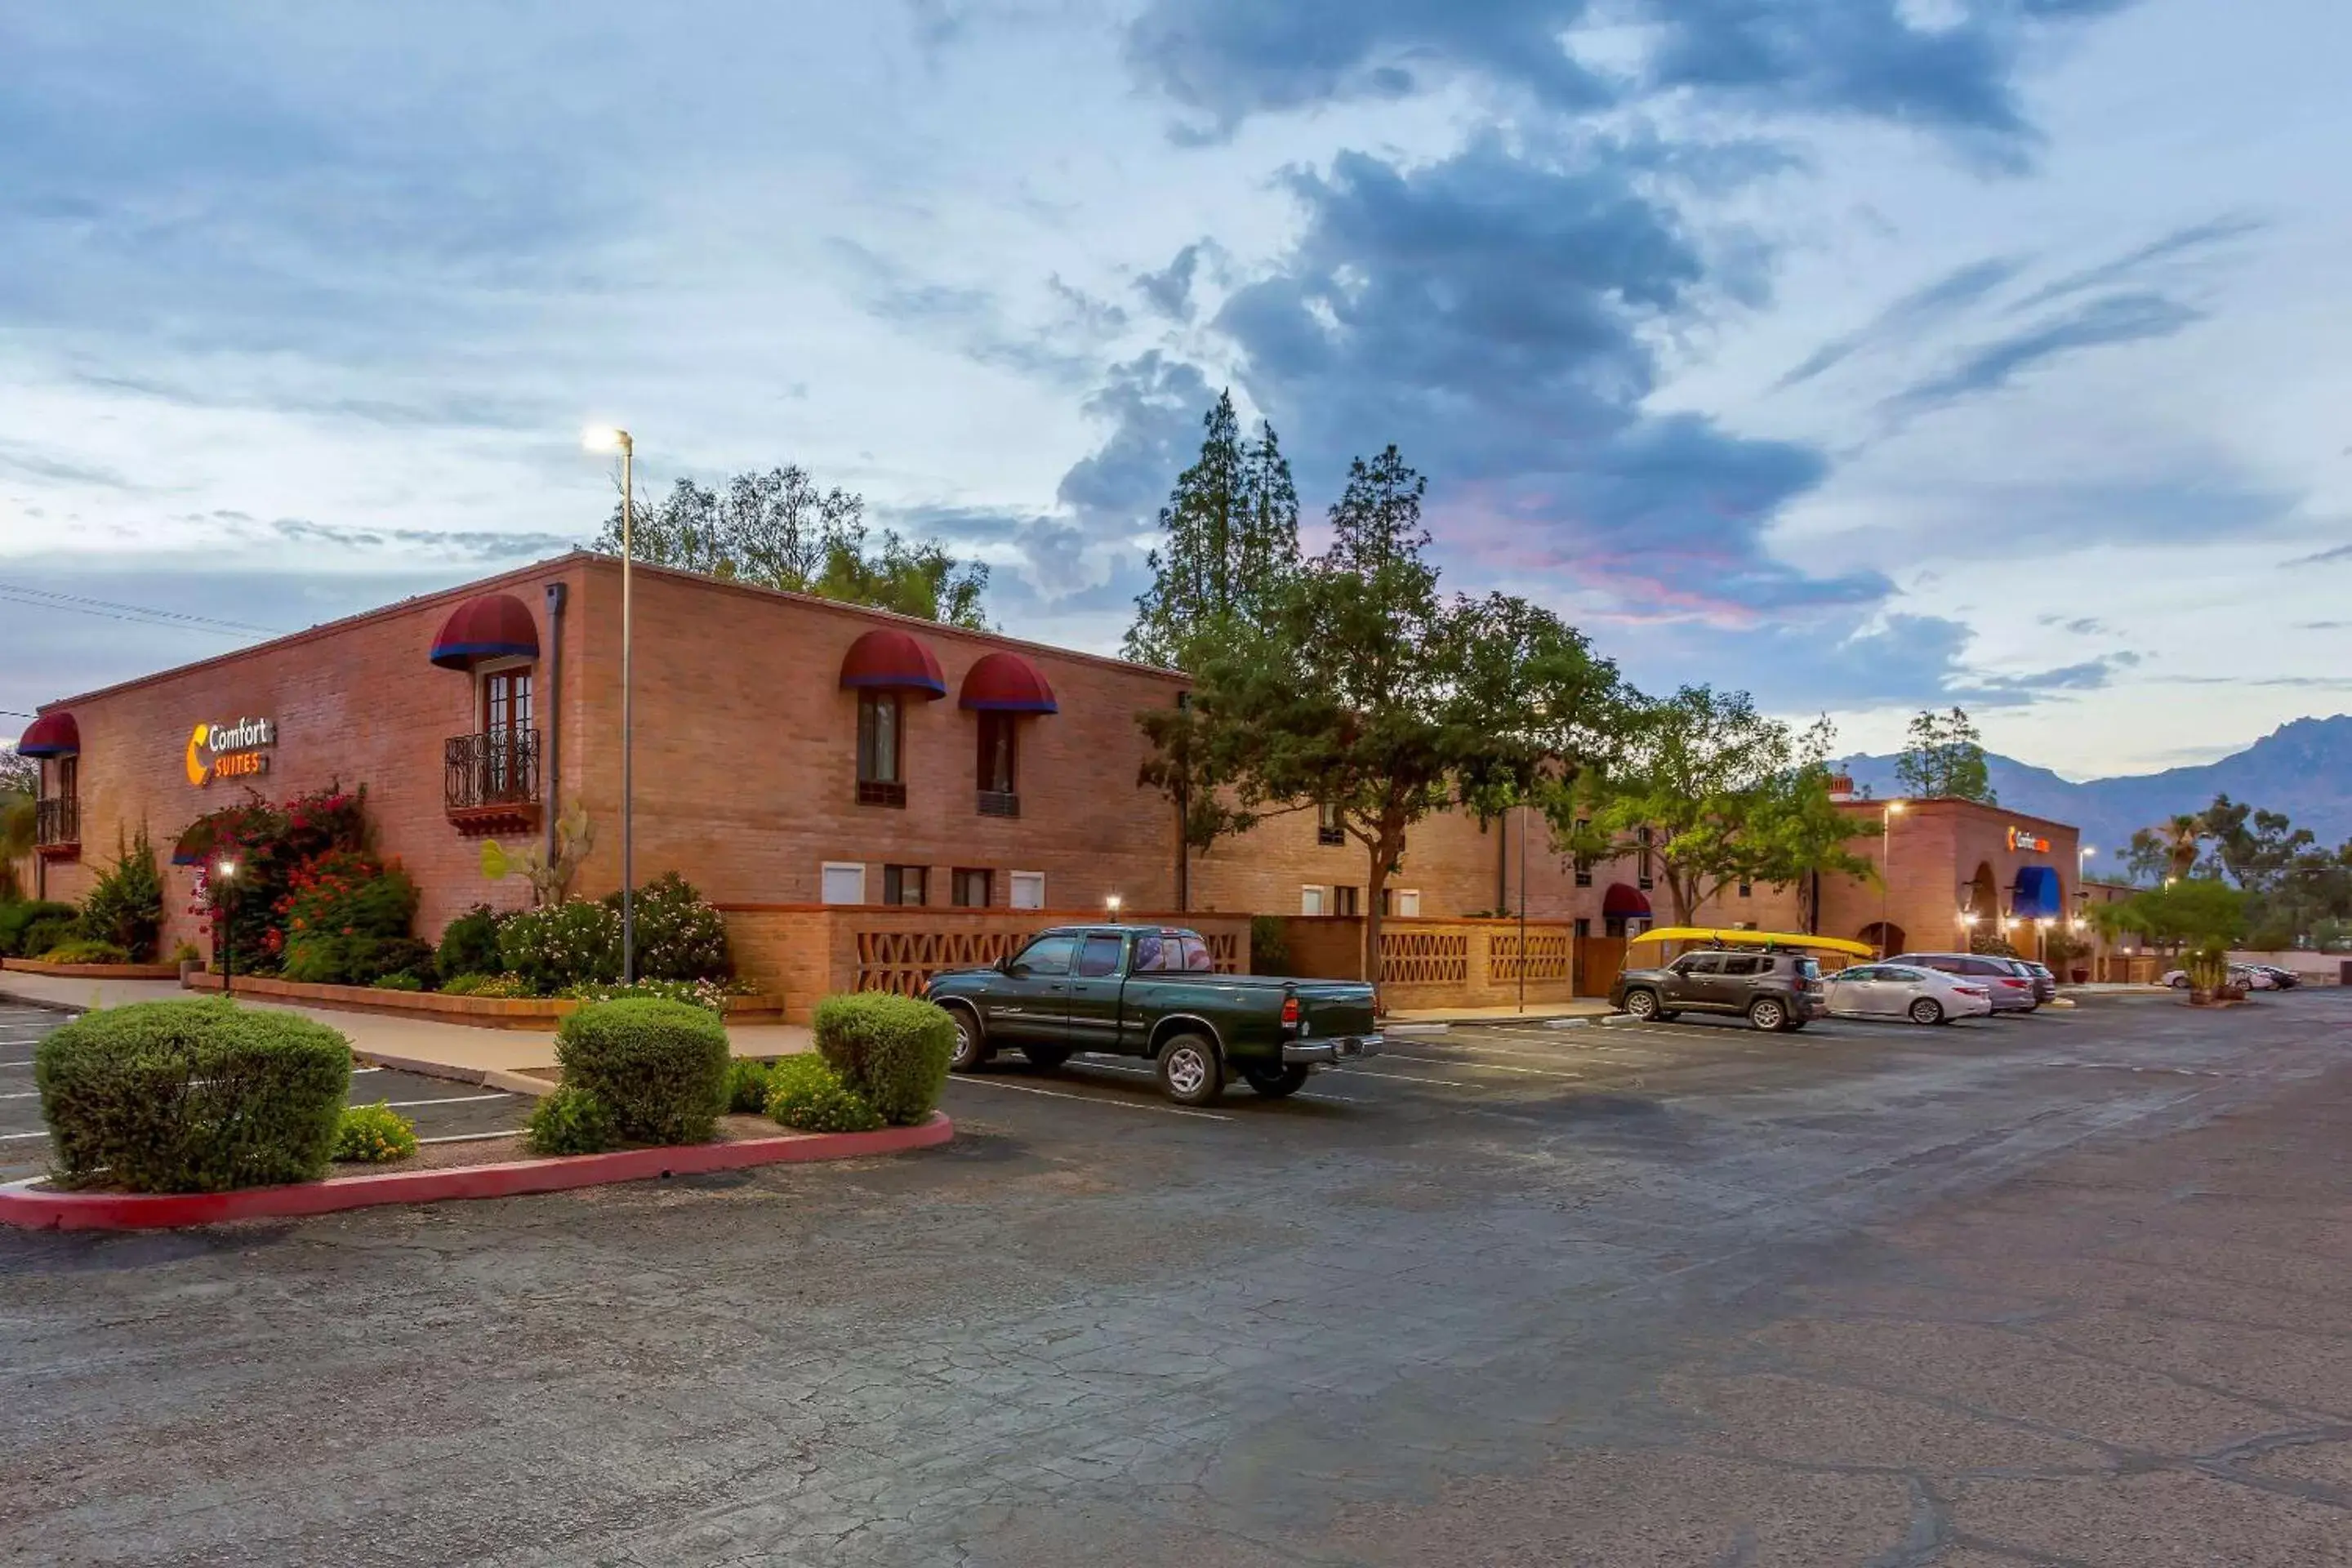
[1822,963,1995,1025]
[2162,965,2276,991]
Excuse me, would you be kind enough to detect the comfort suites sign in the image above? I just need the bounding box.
[186,715,278,786]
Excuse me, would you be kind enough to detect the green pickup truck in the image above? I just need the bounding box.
[924,924,1383,1106]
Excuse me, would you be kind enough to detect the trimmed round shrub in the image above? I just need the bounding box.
[764,1054,883,1134]
[812,992,955,1126]
[526,1085,617,1155]
[0,901,78,958]
[436,905,505,982]
[333,1102,419,1162]
[724,1056,774,1114]
[554,998,728,1145]
[35,1000,352,1193]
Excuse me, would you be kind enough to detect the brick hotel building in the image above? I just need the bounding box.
[12,553,2083,1006]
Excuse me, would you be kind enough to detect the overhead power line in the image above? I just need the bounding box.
[0,581,285,638]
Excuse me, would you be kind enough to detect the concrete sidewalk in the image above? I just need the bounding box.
[1385,999,1615,1025]
[0,973,813,1095]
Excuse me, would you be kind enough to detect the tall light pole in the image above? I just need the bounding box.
[1878,800,1906,956]
[584,425,637,984]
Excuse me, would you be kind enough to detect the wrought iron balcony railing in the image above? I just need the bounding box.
[445,729,541,814]
[34,795,78,849]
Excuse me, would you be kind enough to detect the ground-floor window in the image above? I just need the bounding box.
[1300,885,1325,915]
[952,867,992,907]
[1574,918,1591,938]
[1381,887,1421,917]
[821,862,866,905]
[1331,885,1361,916]
[882,864,928,906]
[1009,870,1045,909]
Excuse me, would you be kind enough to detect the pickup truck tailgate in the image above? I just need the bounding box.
[1294,982,1378,1041]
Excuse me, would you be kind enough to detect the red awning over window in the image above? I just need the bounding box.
[840,628,947,699]
[957,651,1058,714]
[430,593,540,670]
[1602,883,1652,919]
[16,710,78,758]
[171,818,221,867]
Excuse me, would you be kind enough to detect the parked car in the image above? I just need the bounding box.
[1821,963,1994,1025]
[2247,964,2301,990]
[1610,947,1825,1031]
[924,924,1382,1106]
[2163,964,2275,991]
[1886,952,2040,1013]
[2016,960,2059,1004]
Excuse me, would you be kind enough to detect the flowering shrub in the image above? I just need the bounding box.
[499,899,622,993]
[603,872,732,982]
[279,850,417,942]
[559,978,748,1013]
[439,972,535,999]
[333,1102,419,1162]
[184,783,372,973]
[764,1054,883,1134]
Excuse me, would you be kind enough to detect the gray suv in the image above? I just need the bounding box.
[1610,948,1826,1031]
[1886,952,2039,1012]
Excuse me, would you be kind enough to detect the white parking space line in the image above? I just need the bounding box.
[0,1090,38,1100]
[351,1067,384,1076]
[1383,1053,1584,1080]
[948,1074,1232,1120]
[1345,1067,1486,1089]
[0,1061,36,1070]
[381,1092,514,1109]
[0,1130,48,1142]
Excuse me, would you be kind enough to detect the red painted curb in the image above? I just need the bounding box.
[0,1113,953,1232]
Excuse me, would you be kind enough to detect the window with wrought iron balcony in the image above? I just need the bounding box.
[445,721,543,836]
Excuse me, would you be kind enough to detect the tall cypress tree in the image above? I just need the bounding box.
[1125,391,1299,670]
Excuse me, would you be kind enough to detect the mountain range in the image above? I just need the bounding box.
[1838,715,2352,883]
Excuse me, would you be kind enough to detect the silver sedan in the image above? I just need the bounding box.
[1823,963,1994,1026]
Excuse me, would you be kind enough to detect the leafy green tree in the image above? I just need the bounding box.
[2127,812,2208,885]
[1554,690,1871,929]
[2198,795,2314,892]
[1146,446,1619,979]
[2089,878,2247,955]
[1894,706,1994,802]
[592,465,988,629]
[0,746,33,902]
[1123,390,1302,669]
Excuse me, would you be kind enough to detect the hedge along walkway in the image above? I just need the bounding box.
[0,1114,954,1232]
[0,973,815,1096]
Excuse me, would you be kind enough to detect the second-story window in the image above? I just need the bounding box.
[1637,826,1654,890]
[858,692,905,807]
[1573,817,1592,887]
[1317,801,1345,846]
[977,711,1018,816]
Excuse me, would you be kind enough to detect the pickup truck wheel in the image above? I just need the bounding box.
[1242,1064,1311,1099]
[1156,1032,1224,1107]
[1022,1046,1072,1071]
[1747,997,1788,1032]
[945,1007,993,1072]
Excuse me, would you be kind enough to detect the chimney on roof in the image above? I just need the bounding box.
[1828,773,1856,803]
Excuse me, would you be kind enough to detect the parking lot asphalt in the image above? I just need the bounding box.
[3,991,2350,1566]
[0,1003,532,1180]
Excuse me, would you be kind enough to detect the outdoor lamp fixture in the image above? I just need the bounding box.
[582,424,639,983]
[213,858,239,997]
[1105,894,1124,922]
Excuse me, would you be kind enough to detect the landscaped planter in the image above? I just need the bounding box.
[0,1113,952,1232]
[2,957,181,981]
[180,970,786,1028]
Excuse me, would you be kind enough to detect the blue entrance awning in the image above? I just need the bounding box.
[2012,864,2063,919]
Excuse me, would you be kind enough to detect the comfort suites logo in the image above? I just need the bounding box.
[186,716,277,786]
[2006,826,2051,854]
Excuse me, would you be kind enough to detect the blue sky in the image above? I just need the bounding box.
[2,0,2347,777]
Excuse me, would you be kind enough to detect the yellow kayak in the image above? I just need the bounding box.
[1625,927,1878,959]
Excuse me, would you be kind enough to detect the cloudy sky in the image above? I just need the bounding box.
[2,0,2346,777]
